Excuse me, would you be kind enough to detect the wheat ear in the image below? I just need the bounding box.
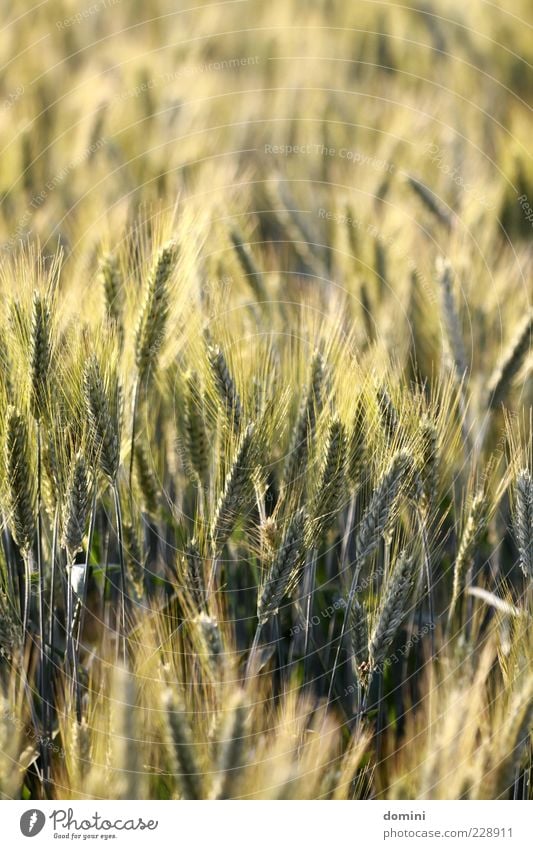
[211,422,256,549]
[309,415,347,540]
[29,292,51,421]
[207,344,243,431]
[514,469,533,582]
[257,508,306,626]
[134,240,177,382]
[437,257,467,380]
[163,690,203,800]
[61,451,89,558]
[369,550,415,672]
[449,490,487,619]
[83,355,120,481]
[282,350,324,492]
[487,312,533,409]
[215,693,248,799]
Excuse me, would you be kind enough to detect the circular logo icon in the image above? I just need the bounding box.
[20,810,46,837]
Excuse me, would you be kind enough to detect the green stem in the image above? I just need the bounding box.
[113,483,127,664]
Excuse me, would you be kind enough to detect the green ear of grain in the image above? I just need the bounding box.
[369,551,415,671]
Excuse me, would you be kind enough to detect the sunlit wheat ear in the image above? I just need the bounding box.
[419,413,439,513]
[349,598,369,685]
[61,451,89,559]
[184,371,209,485]
[194,612,224,673]
[437,257,467,380]
[214,692,248,799]
[486,312,533,409]
[29,291,51,421]
[134,239,177,383]
[5,406,35,552]
[207,343,242,431]
[514,469,533,582]
[134,442,159,515]
[211,422,256,549]
[407,174,451,229]
[83,355,119,481]
[369,550,415,672]
[450,489,487,617]
[258,508,306,626]
[309,415,347,540]
[185,538,207,611]
[163,690,203,800]
[282,349,325,491]
[355,449,411,563]
[230,228,268,304]
[99,253,123,342]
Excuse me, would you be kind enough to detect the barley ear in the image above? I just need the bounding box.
[135,239,177,383]
[83,355,120,481]
[355,449,411,564]
[207,344,242,432]
[257,508,306,626]
[211,422,256,549]
[214,692,248,799]
[487,312,533,410]
[5,406,35,552]
[61,451,90,559]
[29,291,51,421]
[514,469,533,582]
[309,415,347,540]
[437,257,467,380]
[369,551,415,672]
[450,490,487,617]
[163,690,203,800]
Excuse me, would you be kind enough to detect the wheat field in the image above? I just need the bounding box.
[0,0,532,801]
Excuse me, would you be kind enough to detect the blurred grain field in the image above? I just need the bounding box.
[0,0,532,801]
